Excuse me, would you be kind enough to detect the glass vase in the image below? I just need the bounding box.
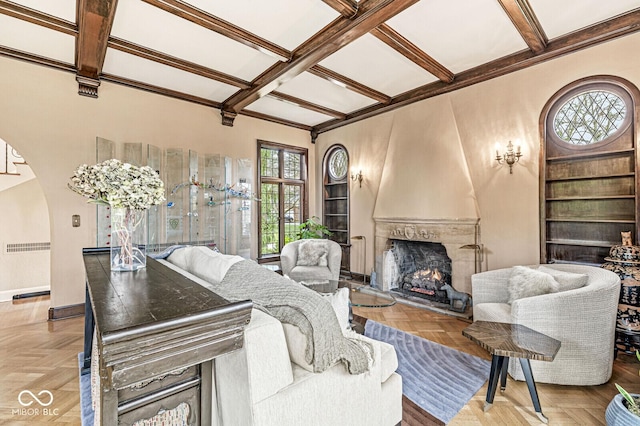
[110,207,147,271]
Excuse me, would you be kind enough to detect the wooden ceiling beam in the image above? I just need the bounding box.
[497,0,547,54]
[143,0,291,61]
[321,0,359,18]
[308,65,391,104]
[269,91,346,119]
[0,0,76,36]
[0,45,76,72]
[221,0,419,124]
[76,0,119,97]
[370,24,454,83]
[313,8,640,133]
[108,37,251,89]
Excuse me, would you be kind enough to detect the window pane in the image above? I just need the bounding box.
[554,90,627,145]
[284,184,301,245]
[328,148,347,180]
[261,148,279,177]
[260,183,279,254]
[283,152,301,179]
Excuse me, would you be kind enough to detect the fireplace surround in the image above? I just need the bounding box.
[374,218,480,297]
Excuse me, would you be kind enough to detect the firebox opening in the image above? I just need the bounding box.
[386,240,454,305]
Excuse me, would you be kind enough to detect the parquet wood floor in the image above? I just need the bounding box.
[353,301,640,426]
[1,296,638,425]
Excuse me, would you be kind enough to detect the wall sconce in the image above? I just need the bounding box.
[495,141,522,174]
[351,170,363,187]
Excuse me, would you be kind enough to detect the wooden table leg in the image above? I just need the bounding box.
[484,355,506,412]
[519,358,548,424]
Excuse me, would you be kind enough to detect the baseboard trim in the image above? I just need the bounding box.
[0,285,50,302]
[48,303,85,321]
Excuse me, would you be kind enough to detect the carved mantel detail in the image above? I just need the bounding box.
[389,225,438,241]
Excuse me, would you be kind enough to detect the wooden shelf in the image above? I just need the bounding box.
[547,239,617,248]
[547,148,634,162]
[546,218,636,224]
[547,195,635,201]
[325,213,347,217]
[324,182,347,186]
[546,172,635,182]
[328,229,348,233]
[325,197,348,201]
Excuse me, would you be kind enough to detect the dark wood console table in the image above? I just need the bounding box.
[82,249,252,425]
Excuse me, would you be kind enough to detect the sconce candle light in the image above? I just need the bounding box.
[495,141,522,174]
[351,170,363,187]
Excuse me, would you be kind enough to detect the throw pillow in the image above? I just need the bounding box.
[297,240,329,266]
[508,266,559,304]
[537,265,588,292]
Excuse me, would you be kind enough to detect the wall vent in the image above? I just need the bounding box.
[5,242,51,254]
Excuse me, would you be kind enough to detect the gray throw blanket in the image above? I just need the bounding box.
[217,260,372,375]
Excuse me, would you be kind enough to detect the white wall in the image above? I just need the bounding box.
[0,56,314,309]
[317,32,640,276]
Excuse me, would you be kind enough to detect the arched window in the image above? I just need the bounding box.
[323,145,350,273]
[540,76,639,264]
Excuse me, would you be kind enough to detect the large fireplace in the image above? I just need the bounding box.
[389,240,452,303]
[374,218,480,304]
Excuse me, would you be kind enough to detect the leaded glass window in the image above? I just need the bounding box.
[553,90,627,145]
[328,148,348,180]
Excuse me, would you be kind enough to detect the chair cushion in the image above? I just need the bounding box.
[537,265,588,292]
[508,266,558,303]
[473,303,512,323]
[289,266,334,282]
[297,240,329,266]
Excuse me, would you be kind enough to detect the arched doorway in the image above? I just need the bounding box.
[0,137,51,302]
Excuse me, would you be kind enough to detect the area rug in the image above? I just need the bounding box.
[77,353,94,426]
[364,320,490,424]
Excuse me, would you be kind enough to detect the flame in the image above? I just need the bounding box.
[432,268,442,282]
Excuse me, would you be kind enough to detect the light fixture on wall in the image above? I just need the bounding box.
[351,170,363,187]
[495,141,522,174]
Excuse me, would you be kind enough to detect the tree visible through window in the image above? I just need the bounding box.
[553,90,627,145]
[258,141,307,258]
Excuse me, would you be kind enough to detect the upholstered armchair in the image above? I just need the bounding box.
[472,264,620,386]
[280,239,342,282]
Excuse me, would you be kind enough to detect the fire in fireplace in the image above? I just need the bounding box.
[388,240,454,305]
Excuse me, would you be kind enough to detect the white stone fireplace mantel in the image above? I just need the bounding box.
[374,217,480,295]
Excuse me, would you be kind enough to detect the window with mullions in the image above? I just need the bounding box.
[258,141,308,258]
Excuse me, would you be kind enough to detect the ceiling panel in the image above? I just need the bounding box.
[387,0,528,74]
[0,15,75,64]
[11,0,76,22]
[245,96,334,127]
[319,34,438,97]
[276,72,377,113]
[185,0,339,51]
[111,0,278,82]
[529,0,640,39]
[103,48,239,102]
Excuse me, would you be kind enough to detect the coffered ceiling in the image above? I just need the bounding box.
[2,0,640,140]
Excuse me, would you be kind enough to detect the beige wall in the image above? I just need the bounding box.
[0,56,314,308]
[0,178,50,300]
[317,32,640,276]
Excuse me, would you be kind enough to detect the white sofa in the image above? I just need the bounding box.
[472,263,620,386]
[158,247,402,426]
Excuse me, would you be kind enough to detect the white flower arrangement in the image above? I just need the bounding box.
[68,159,165,210]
